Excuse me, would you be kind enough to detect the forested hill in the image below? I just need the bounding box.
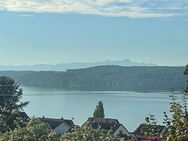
[0,66,187,91]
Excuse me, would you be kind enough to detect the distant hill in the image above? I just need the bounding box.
[0,66,186,91]
[0,59,155,71]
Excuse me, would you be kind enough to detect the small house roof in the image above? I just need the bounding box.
[83,117,127,134]
[85,117,119,125]
[134,123,166,136]
[39,117,74,129]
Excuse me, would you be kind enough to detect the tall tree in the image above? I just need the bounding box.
[0,76,29,132]
[93,101,105,118]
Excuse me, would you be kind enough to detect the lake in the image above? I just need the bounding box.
[22,86,172,131]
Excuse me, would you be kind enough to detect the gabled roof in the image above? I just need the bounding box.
[134,123,166,136]
[91,121,121,133]
[84,117,119,125]
[83,117,125,134]
[39,117,74,129]
[63,119,74,127]
[114,124,132,137]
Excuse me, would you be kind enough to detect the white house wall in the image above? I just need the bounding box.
[114,125,131,137]
[54,122,71,134]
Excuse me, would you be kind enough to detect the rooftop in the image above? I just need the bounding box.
[39,117,74,129]
[83,117,122,133]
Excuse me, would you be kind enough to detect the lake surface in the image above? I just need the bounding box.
[22,86,172,131]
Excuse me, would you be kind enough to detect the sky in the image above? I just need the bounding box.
[0,0,188,66]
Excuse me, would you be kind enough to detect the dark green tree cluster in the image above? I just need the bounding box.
[0,66,186,91]
[0,118,60,141]
[0,76,29,132]
[93,101,105,118]
[0,118,119,141]
[61,127,118,141]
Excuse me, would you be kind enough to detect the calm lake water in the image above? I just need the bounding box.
[22,86,172,131]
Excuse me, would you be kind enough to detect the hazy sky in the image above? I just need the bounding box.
[0,0,188,66]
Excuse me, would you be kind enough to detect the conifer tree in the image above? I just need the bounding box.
[93,101,105,118]
[0,76,29,132]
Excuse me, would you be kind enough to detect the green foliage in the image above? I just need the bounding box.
[0,76,28,109]
[0,118,118,141]
[0,76,29,132]
[93,101,105,118]
[145,114,157,126]
[165,90,188,141]
[0,118,60,141]
[60,127,119,141]
[144,89,188,141]
[144,114,161,137]
[143,88,188,141]
[0,106,28,132]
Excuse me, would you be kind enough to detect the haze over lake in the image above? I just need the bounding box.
[22,86,172,131]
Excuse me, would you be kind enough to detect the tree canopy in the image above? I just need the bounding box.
[0,66,186,91]
[61,127,118,141]
[143,90,188,141]
[0,76,29,132]
[0,118,60,141]
[0,118,119,141]
[93,101,105,118]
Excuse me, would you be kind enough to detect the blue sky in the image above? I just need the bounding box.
[0,0,188,66]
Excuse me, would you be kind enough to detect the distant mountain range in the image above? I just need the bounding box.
[0,59,155,71]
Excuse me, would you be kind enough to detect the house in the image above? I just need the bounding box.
[83,117,132,140]
[133,123,167,140]
[39,117,75,134]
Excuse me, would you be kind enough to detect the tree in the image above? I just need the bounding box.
[164,90,188,141]
[144,90,188,141]
[60,127,119,141]
[0,118,60,141]
[144,114,161,141]
[0,76,29,132]
[93,101,105,118]
[0,119,118,141]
